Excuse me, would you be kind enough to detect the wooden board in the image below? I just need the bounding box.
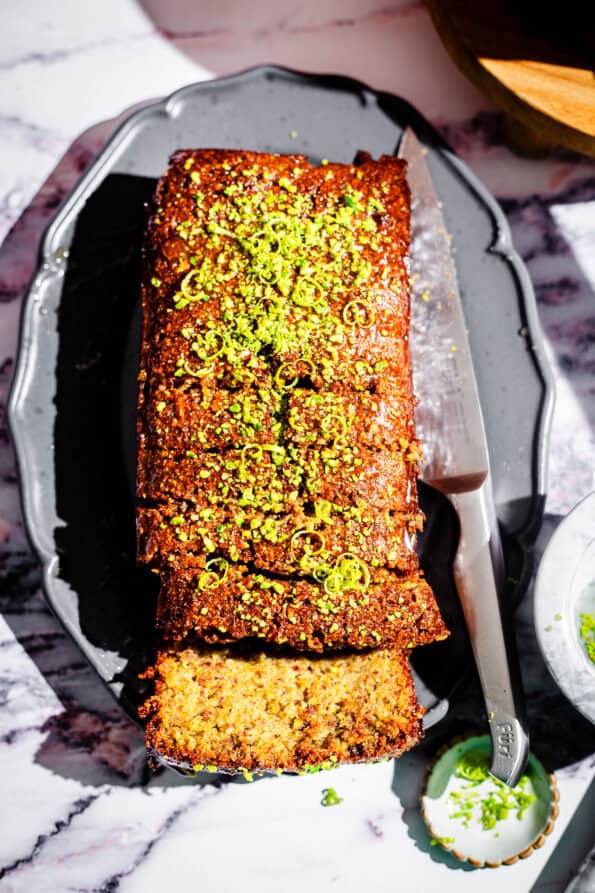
[427,0,595,157]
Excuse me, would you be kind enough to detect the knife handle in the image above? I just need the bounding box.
[450,481,530,787]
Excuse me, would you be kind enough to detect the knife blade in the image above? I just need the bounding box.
[400,127,529,787]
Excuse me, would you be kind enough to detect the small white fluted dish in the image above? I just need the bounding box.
[534,492,595,725]
[421,735,558,868]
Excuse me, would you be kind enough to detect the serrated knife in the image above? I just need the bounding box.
[400,127,529,786]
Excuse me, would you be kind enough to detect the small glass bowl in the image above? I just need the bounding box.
[534,492,595,725]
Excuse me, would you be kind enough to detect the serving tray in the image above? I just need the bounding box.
[8,66,554,728]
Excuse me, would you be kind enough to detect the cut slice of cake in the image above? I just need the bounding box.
[141,646,424,773]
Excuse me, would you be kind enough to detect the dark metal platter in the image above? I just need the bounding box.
[8,66,554,730]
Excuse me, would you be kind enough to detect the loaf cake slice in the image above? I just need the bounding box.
[140,646,424,773]
[138,499,422,574]
[155,561,444,652]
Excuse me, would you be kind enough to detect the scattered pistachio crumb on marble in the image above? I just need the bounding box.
[321,787,343,807]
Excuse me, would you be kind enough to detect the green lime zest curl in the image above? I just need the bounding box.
[342,299,374,328]
[197,557,229,591]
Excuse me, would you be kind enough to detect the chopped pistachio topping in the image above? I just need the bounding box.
[149,154,421,629]
[169,162,387,390]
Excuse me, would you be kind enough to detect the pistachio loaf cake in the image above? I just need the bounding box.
[137,149,448,772]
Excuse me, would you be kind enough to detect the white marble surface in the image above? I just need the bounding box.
[1,1,595,892]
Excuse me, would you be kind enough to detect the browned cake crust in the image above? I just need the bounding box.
[138,444,417,513]
[153,562,446,652]
[137,148,447,652]
[140,646,424,773]
[140,381,413,455]
[138,500,421,574]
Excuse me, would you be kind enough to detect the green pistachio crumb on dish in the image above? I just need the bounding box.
[289,129,298,139]
[321,787,343,807]
[554,612,563,621]
[448,752,536,832]
[430,836,455,847]
[579,612,595,663]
